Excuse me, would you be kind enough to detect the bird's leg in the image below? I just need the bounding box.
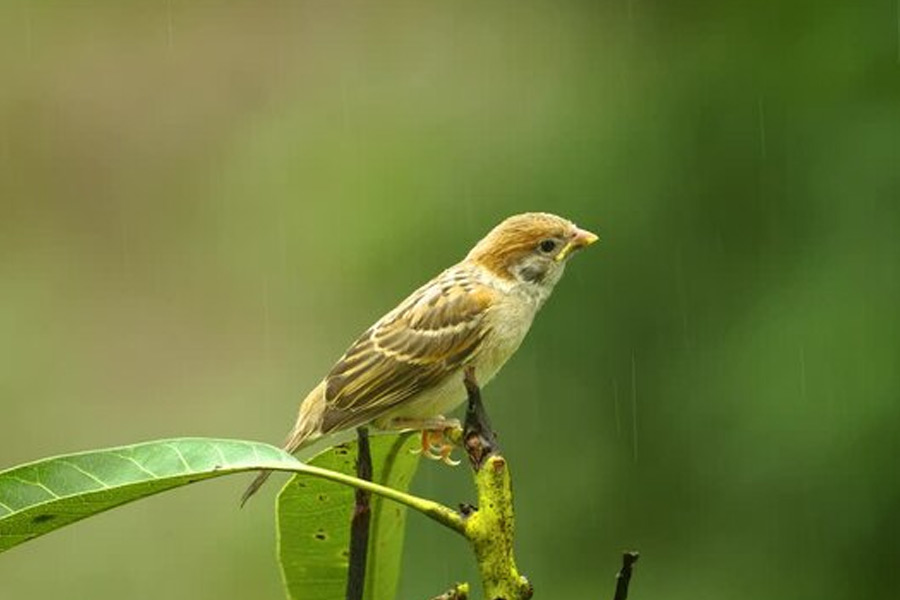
[386,416,462,466]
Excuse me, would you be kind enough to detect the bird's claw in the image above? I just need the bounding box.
[412,428,461,466]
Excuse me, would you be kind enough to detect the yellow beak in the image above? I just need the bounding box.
[555,227,599,261]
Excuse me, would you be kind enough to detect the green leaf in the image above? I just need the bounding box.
[0,438,300,553]
[277,433,422,600]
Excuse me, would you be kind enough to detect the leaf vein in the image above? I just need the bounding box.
[249,443,262,463]
[108,452,159,478]
[164,443,193,472]
[211,443,228,467]
[57,460,111,489]
[9,476,60,499]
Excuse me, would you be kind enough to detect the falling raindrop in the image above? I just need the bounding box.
[757,96,767,160]
[799,345,807,402]
[631,351,638,464]
[613,377,621,437]
[262,274,272,370]
[165,0,175,50]
[23,2,33,58]
[676,242,691,351]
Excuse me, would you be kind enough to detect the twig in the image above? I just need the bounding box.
[345,427,373,600]
[275,460,463,533]
[612,551,640,600]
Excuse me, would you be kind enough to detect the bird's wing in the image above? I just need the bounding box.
[320,269,496,432]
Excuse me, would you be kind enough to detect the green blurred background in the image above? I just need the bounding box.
[1,1,898,598]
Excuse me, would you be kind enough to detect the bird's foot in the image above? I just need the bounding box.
[391,416,462,466]
[419,428,461,466]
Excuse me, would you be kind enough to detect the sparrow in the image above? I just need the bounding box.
[241,212,598,504]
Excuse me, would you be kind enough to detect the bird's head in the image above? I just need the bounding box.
[466,212,598,294]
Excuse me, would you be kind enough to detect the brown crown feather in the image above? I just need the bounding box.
[466,212,577,279]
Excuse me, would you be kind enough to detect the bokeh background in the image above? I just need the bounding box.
[1,1,899,598]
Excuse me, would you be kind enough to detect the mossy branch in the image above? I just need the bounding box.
[454,367,532,600]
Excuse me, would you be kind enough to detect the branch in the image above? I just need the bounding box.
[345,427,373,600]
[459,367,533,600]
[612,551,640,600]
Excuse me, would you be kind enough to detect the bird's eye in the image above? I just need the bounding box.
[539,239,557,253]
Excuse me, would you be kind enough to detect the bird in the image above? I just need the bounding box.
[241,212,598,505]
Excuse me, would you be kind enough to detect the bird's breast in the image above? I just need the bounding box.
[474,291,538,385]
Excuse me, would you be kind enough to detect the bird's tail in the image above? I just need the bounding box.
[240,382,327,507]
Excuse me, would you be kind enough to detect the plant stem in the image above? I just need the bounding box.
[262,460,465,533]
[345,427,373,600]
[613,551,640,600]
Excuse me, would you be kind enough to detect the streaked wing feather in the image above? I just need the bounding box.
[320,271,494,432]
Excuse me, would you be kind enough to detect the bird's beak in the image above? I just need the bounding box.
[555,227,600,261]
